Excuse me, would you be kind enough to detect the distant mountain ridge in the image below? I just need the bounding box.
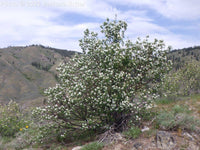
[0,45,199,106]
[0,45,78,106]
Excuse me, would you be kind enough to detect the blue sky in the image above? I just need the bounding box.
[0,0,200,52]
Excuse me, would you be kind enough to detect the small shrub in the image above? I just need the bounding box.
[162,60,200,97]
[156,105,199,131]
[139,108,157,122]
[0,101,30,137]
[172,105,191,114]
[123,126,141,139]
[81,142,104,150]
[10,122,39,149]
[31,61,52,71]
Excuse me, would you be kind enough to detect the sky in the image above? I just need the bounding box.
[0,0,200,52]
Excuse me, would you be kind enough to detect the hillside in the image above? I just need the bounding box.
[0,45,77,106]
[0,45,199,106]
[0,45,199,149]
[168,46,200,70]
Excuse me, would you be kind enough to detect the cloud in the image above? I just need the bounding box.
[125,22,199,49]
[0,0,118,51]
[0,0,118,19]
[107,0,200,20]
[153,33,200,49]
[159,0,200,20]
[29,22,100,51]
[0,0,199,52]
[0,5,101,51]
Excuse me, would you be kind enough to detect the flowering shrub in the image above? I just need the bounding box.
[33,18,171,141]
[0,101,29,137]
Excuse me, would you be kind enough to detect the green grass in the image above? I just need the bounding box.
[155,97,176,105]
[190,94,200,102]
[81,142,104,150]
[0,136,13,144]
[0,136,15,150]
[123,126,141,139]
[143,128,157,138]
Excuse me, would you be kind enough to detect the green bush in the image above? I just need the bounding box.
[81,142,104,150]
[33,18,171,142]
[123,126,141,139]
[0,101,30,137]
[8,122,41,150]
[162,60,200,97]
[156,105,199,131]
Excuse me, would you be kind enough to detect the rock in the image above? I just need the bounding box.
[155,131,176,149]
[188,141,200,150]
[132,142,143,150]
[141,126,150,132]
[183,132,194,141]
[191,132,200,141]
[72,146,82,150]
[114,143,124,150]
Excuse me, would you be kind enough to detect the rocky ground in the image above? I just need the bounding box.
[71,129,200,150]
[1,95,199,150]
[71,95,200,150]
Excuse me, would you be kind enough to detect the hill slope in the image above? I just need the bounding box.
[0,45,199,106]
[0,45,77,105]
[168,46,200,70]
